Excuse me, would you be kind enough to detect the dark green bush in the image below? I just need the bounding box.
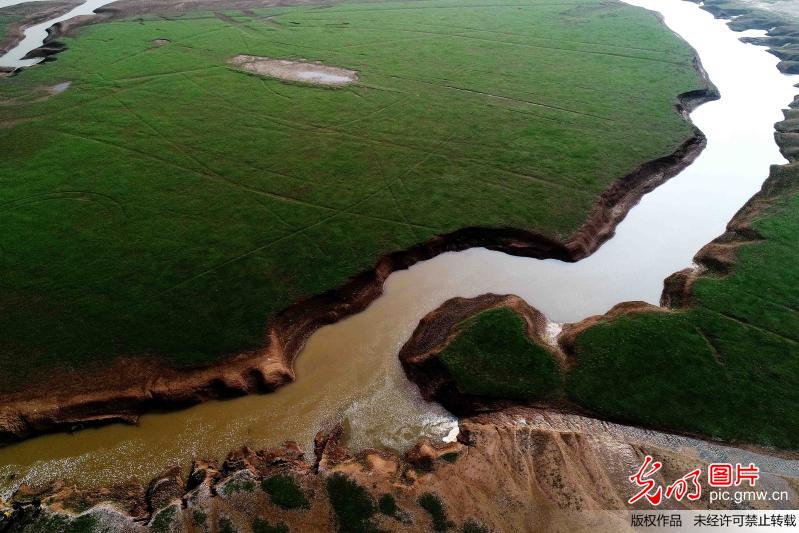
[326,473,378,533]
[261,475,310,510]
[378,493,397,516]
[418,493,453,532]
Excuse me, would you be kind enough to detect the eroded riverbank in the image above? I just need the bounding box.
[4,407,799,532]
[1,0,799,504]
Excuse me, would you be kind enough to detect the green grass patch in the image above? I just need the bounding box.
[569,164,799,449]
[151,506,176,533]
[261,474,310,510]
[218,517,237,533]
[325,473,377,533]
[0,0,702,390]
[440,452,459,463]
[20,514,98,533]
[463,519,491,533]
[252,517,289,533]
[377,493,397,516]
[222,477,256,495]
[439,307,562,400]
[417,492,453,532]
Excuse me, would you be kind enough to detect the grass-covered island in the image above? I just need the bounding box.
[0,0,703,403]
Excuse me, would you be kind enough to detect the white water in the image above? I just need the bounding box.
[0,0,115,68]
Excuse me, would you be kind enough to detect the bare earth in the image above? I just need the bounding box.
[229,54,358,86]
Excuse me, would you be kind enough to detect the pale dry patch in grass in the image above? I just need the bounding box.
[229,54,358,86]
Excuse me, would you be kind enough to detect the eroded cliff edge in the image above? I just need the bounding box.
[3,408,798,533]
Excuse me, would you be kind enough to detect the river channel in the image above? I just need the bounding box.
[1,0,797,493]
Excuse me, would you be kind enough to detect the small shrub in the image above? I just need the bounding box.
[463,519,490,533]
[377,493,397,516]
[253,517,290,533]
[40,515,96,533]
[261,474,310,510]
[326,473,378,533]
[192,510,207,527]
[223,478,256,495]
[440,452,459,464]
[151,506,176,533]
[418,492,453,532]
[218,517,237,533]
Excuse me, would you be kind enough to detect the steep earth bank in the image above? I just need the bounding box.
[3,407,798,533]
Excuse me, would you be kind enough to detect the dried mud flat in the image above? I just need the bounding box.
[229,55,358,86]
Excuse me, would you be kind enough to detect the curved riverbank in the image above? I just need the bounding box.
[0,39,716,443]
[399,123,799,453]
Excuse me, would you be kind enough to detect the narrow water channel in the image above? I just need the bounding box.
[0,0,115,68]
[1,0,798,494]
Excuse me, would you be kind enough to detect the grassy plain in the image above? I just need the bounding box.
[439,307,562,400]
[569,163,799,449]
[0,0,702,391]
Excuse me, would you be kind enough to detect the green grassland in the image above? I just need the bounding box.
[569,163,799,449]
[438,163,799,449]
[439,307,562,400]
[0,0,702,391]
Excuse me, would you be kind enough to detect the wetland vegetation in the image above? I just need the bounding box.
[0,0,703,394]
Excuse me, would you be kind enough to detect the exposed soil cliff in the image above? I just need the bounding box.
[3,407,797,532]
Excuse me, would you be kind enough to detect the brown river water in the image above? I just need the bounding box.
[1,0,799,494]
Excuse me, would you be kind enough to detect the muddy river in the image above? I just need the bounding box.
[1,0,798,493]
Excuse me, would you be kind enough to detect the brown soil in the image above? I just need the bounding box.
[4,408,797,532]
[0,11,720,444]
[229,54,358,86]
